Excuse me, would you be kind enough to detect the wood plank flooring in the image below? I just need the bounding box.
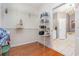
[9,42,64,56]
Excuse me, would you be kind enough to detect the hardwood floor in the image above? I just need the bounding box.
[9,42,64,56]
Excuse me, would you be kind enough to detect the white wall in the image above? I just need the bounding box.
[1,4,39,29]
[0,4,1,27]
[9,28,39,47]
[1,3,40,47]
[57,12,66,39]
[75,4,79,56]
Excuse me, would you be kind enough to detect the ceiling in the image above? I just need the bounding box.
[53,3,75,15]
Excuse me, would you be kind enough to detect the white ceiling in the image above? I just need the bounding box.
[54,3,75,15]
